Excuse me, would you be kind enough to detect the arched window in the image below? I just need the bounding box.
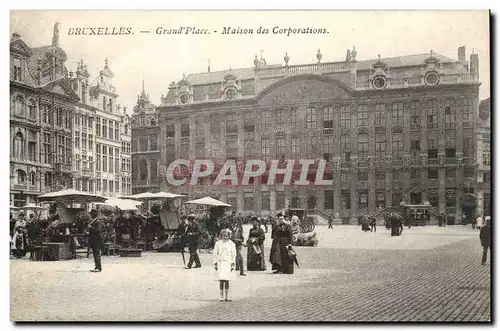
[290,196,300,208]
[14,132,24,159]
[28,100,36,119]
[139,159,148,181]
[307,196,317,210]
[29,171,36,186]
[17,169,26,184]
[15,95,25,116]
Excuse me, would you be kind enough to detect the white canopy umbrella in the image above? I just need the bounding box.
[124,191,185,201]
[185,197,231,207]
[100,198,143,211]
[37,189,106,203]
[19,203,45,211]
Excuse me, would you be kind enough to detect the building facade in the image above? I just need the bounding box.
[10,28,79,206]
[70,58,131,198]
[10,23,134,206]
[157,47,484,222]
[130,85,160,194]
[476,97,491,216]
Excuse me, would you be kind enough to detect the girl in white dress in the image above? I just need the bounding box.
[213,229,236,302]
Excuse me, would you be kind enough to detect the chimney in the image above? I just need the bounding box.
[470,52,479,79]
[458,46,466,63]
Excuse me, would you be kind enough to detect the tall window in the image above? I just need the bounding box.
[375,133,386,159]
[410,101,421,127]
[96,144,101,171]
[261,109,272,132]
[340,105,350,128]
[13,58,22,81]
[392,102,404,125]
[43,133,51,164]
[306,107,317,129]
[375,104,386,126]
[357,105,368,127]
[14,132,24,159]
[74,131,80,148]
[323,135,334,161]
[96,118,101,137]
[150,134,158,151]
[261,138,271,159]
[357,134,369,161]
[306,135,317,159]
[358,190,368,210]
[276,137,286,157]
[290,108,300,130]
[428,139,438,159]
[181,117,190,137]
[226,114,238,134]
[324,190,334,210]
[323,106,333,129]
[427,99,438,129]
[108,120,113,139]
[114,122,119,140]
[81,84,87,105]
[102,146,108,172]
[15,96,25,117]
[445,134,456,158]
[226,137,238,160]
[150,159,158,180]
[358,170,368,181]
[139,136,148,151]
[463,99,474,123]
[210,115,220,136]
[109,148,115,173]
[102,119,108,139]
[166,122,175,138]
[392,133,403,157]
[445,99,456,129]
[483,141,490,165]
[340,135,350,160]
[28,131,36,162]
[463,138,473,158]
[392,170,402,181]
[341,190,351,210]
[276,109,285,127]
[28,100,36,119]
[139,159,148,181]
[375,170,385,181]
[291,137,300,159]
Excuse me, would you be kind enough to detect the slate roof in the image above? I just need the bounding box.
[183,52,457,86]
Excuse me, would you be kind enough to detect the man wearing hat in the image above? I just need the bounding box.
[88,209,105,272]
[185,214,202,269]
[480,216,491,265]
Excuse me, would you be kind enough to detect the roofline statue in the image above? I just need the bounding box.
[52,22,60,47]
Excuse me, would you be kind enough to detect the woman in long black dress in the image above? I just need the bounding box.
[247,217,266,271]
[269,214,294,274]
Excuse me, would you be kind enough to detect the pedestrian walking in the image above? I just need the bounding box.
[476,215,484,230]
[480,217,490,265]
[88,209,104,272]
[370,216,377,232]
[185,214,202,269]
[213,229,236,302]
[270,213,294,274]
[328,214,333,229]
[230,220,246,276]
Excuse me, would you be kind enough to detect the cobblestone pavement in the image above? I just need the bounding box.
[10,225,490,322]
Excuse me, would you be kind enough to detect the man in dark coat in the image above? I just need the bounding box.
[185,215,202,269]
[231,220,246,276]
[270,214,294,274]
[370,216,377,232]
[480,217,491,265]
[328,214,333,229]
[88,209,105,272]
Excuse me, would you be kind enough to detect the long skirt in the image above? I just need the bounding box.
[270,240,294,274]
[247,244,266,271]
[214,260,235,281]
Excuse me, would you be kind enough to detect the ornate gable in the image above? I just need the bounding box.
[10,37,32,57]
[41,77,80,102]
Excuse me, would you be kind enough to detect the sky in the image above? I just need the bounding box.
[10,10,490,112]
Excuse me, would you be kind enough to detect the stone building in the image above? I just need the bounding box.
[10,26,79,206]
[69,57,130,198]
[159,47,482,222]
[476,97,491,217]
[130,84,160,194]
